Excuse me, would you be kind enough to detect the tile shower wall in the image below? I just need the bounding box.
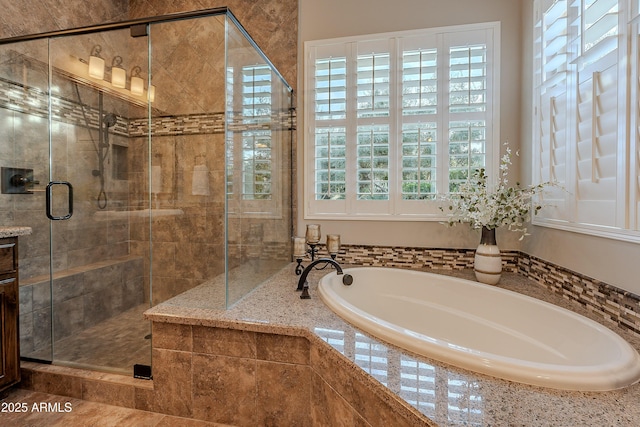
[0,1,127,39]
[0,0,132,285]
[128,0,298,92]
[19,257,144,356]
[0,1,298,309]
[129,2,300,280]
[0,106,132,281]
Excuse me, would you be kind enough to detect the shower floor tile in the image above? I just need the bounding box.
[23,304,151,376]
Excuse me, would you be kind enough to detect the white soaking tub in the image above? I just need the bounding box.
[318,267,640,391]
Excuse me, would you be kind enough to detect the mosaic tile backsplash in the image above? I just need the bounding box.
[332,244,640,337]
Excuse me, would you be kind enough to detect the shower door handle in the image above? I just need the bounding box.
[45,181,74,220]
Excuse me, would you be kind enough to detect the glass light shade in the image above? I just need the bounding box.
[326,234,341,255]
[305,224,321,244]
[88,55,105,79]
[130,75,144,96]
[293,237,306,258]
[111,67,126,88]
[148,84,156,102]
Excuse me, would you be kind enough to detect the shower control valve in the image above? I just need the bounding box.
[1,167,39,194]
[10,174,39,187]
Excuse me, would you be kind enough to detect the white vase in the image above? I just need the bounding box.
[474,226,502,285]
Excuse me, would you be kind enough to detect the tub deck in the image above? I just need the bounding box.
[145,264,640,426]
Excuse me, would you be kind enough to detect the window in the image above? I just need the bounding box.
[241,65,272,201]
[304,23,500,220]
[227,64,283,217]
[532,0,640,242]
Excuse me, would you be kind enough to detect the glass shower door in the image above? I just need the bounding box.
[0,38,54,363]
[0,28,152,374]
[44,30,152,373]
[0,9,292,377]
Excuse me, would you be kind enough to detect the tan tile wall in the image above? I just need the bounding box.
[145,322,312,426]
[20,321,433,426]
[128,0,298,91]
[142,322,429,426]
[0,1,127,38]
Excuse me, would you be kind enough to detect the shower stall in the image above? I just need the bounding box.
[0,8,293,376]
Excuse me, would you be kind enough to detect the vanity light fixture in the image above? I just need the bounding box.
[111,56,126,88]
[130,66,144,96]
[88,45,105,79]
[73,47,156,105]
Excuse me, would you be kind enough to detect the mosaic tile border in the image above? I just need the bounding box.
[518,255,640,337]
[0,77,294,138]
[331,244,640,337]
[336,244,519,272]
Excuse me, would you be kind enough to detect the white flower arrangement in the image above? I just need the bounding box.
[440,143,551,240]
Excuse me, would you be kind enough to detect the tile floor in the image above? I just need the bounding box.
[0,388,231,426]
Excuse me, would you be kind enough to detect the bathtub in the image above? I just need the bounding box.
[318,267,640,391]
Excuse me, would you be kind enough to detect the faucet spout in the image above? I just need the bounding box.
[296,257,344,299]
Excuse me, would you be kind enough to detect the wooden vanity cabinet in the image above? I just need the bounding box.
[0,237,19,392]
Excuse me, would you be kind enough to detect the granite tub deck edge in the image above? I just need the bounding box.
[144,304,311,337]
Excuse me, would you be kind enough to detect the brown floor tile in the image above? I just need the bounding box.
[0,388,232,427]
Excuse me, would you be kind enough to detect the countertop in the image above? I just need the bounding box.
[0,226,32,238]
[145,264,640,426]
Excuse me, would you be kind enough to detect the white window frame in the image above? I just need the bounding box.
[304,22,501,221]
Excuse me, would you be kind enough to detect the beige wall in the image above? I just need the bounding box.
[297,0,524,250]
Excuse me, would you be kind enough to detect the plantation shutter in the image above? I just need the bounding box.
[574,0,621,227]
[397,33,442,215]
[242,65,272,202]
[631,1,640,230]
[396,28,497,216]
[227,64,280,217]
[534,0,570,220]
[446,36,491,194]
[309,43,349,214]
[533,0,636,238]
[305,23,500,220]
[352,39,393,215]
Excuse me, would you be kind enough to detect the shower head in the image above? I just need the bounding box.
[103,113,117,128]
